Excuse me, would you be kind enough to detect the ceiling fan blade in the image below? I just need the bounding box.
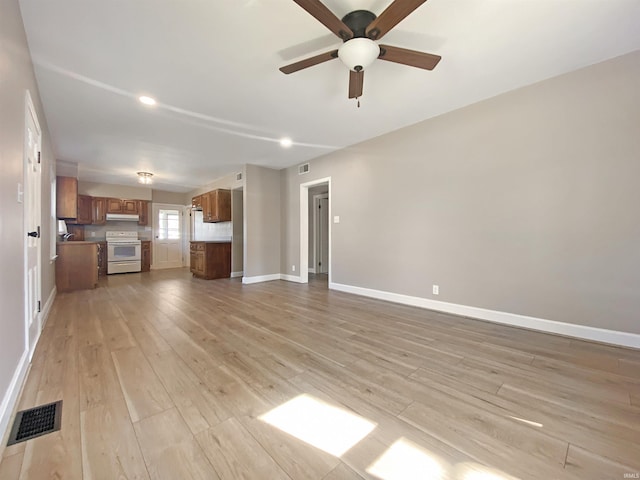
[348,70,363,99]
[378,45,441,70]
[292,0,353,40]
[280,49,338,74]
[366,0,428,40]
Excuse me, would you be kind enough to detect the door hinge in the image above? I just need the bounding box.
[37,151,41,164]
[37,300,41,313]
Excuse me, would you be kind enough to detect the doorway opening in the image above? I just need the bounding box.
[152,203,184,269]
[299,177,331,286]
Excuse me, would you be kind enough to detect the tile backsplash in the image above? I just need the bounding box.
[193,211,232,241]
[84,222,153,240]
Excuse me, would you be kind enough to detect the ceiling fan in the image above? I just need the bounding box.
[280,0,441,103]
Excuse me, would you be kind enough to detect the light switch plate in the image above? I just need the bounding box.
[333,216,340,224]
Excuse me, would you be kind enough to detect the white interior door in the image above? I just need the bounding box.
[24,92,42,355]
[317,196,329,274]
[152,204,183,269]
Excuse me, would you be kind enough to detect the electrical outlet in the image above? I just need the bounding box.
[333,216,340,224]
[432,285,439,295]
[90,231,95,237]
[292,265,296,272]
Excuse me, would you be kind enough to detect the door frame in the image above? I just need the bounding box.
[313,193,329,274]
[23,91,42,358]
[152,203,184,269]
[183,205,192,268]
[299,177,331,284]
[309,193,329,273]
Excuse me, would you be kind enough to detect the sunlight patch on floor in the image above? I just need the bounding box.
[507,415,543,428]
[454,462,519,480]
[367,437,446,480]
[258,394,376,457]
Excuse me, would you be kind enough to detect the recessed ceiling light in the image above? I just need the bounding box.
[280,137,293,148]
[139,96,156,106]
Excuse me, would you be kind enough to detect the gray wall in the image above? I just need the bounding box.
[187,171,243,201]
[151,189,186,205]
[245,165,281,278]
[232,188,244,274]
[79,180,152,200]
[1,0,56,439]
[281,50,640,335]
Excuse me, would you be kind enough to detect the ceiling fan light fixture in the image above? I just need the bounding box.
[338,38,380,72]
[137,171,153,184]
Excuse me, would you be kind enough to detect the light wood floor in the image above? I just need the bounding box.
[1,269,639,480]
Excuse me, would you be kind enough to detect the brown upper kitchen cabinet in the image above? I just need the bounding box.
[106,198,124,214]
[137,200,149,226]
[76,195,93,224]
[56,176,78,219]
[122,199,138,214]
[107,198,139,215]
[203,189,231,223]
[92,197,106,225]
[191,195,202,210]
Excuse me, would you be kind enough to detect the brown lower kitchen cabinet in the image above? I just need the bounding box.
[190,241,231,279]
[141,240,151,272]
[97,241,107,276]
[56,242,98,292]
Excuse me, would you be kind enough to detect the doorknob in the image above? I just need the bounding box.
[27,231,38,238]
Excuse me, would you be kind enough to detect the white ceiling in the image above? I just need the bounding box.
[19,0,640,193]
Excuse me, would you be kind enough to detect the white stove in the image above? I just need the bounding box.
[106,231,141,274]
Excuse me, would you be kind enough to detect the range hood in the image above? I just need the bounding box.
[106,213,140,222]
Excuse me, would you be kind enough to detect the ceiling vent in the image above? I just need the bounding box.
[298,163,310,175]
[236,172,242,181]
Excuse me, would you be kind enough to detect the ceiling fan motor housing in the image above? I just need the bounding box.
[341,10,376,39]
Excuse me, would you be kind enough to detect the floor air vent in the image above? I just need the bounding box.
[7,400,62,446]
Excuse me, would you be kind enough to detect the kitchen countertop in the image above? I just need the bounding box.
[191,240,232,243]
[57,241,100,245]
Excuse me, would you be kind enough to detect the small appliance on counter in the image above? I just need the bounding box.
[106,231,141,274]
[57,220,74,241]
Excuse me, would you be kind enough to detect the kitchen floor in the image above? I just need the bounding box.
[1,268,639,479]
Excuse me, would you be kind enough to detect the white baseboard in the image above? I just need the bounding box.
[39,286,56,333]
[0,350,29,457]
[329,282,640,349]
[0,286,57,455]
[231,271,243,278]
[241,273,307,285]
[281,274,306,284]
[308,268,316,274]
[242,273,282,285]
